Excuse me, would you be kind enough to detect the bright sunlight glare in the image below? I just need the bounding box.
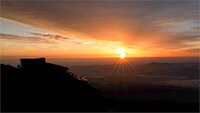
[120,52,126,59]
[117,48,126,59]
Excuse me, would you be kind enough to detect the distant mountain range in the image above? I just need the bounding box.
[69,62,199,111]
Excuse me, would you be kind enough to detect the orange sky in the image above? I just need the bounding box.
[0,1,199,58]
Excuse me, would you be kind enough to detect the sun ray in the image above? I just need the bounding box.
[125,59,139,73]
[108,59,120,76]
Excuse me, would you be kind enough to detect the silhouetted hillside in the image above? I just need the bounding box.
[1,58,108,112]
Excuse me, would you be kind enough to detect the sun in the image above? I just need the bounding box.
[120,52,126,59]
[117,48,126,59]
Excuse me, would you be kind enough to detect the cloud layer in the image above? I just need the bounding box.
[0,1,199,57]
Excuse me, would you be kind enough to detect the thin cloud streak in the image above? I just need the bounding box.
[29,32,69,40]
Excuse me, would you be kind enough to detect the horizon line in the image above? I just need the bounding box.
[1,56,199,59]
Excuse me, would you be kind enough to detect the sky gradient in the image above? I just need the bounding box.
[0,0,199,58]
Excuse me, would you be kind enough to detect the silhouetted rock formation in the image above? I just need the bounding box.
[1,58,108,112]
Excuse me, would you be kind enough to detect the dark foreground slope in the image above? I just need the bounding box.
[1,62,108,112]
